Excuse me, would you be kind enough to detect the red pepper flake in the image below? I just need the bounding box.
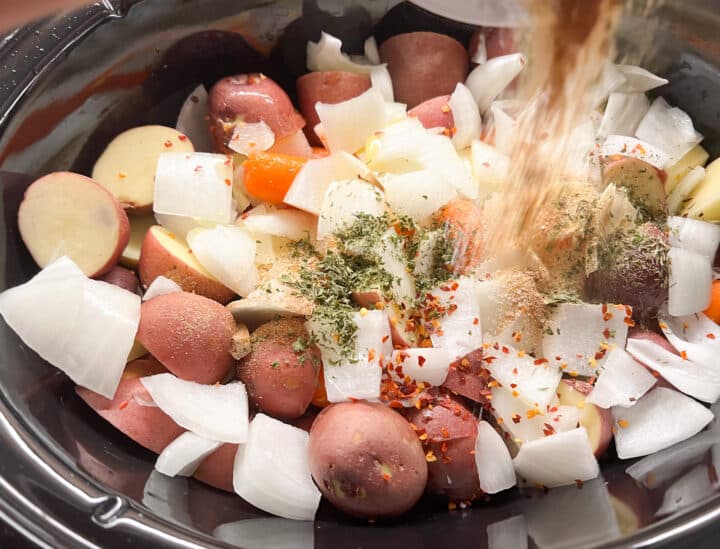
[501,346,510,354]
[451,281,459,291]
[178,134,188,141]
[602,327,611,340]
[440,442,449,453]
[575,479,584,489]
[510,383,518,389]
[511,413,522,424]
[224,178,232,187]
[441,427,450,438]
[708,333,717,340]
[381,335,390,343]
[511,390,520,398]
[623,317,636,327]
[680,350,688,360]
[382,473,392,482]
[534,358,548,365]
[418,355,427,367]
[473,317,479,325]
[163,139,173,148]
[512,367,518,375]
[527,409,540,419]
[603,312,613,321]
[117,171,127,180]
[617,418,629,428]
[119,401,129,410]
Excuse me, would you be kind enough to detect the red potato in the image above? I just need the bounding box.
[296,71,372,144]
[556,379,613,458]
[237,318,320,419]
[434,199,485,273]
[379,32,469,108]
[75,357,184,454]
[602,157,666,218]
[18,172,130,277]
[309,401,427,518]
[407,95,454,132]
[193,443,238,493]
[208,74,305,153]
[403,391,482,502]
[442,350,491,403]
[137,292,236,384]
[138,225,235,304]
[98,265,140,294]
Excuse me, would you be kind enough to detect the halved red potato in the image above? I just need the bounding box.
[18,172,130,277]
[136,291,236,384]
[296,71,372,144]
[120,213,155,269]
[442,350,490,403]
[193,443,238,492]
[208,73,305,153]
[556,379,613,458]
[91,125,194,213]
[379,31,469,108]
[407,95,454,132]
[602,157,666,218]
[138,225,235,304]
[75,357,184,454]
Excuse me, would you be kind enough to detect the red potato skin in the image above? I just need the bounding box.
[208,74,305,153]
[75,357,184,454]
[136,292,236,384]
[442,350,491,403]
[403,391,482,502]
[193,443,238,492]
[296,71,372,144]
[408,95,454,132]
[379,32,469,108]
[98,265,140,294]
[237,318,320,419]
[309,401,427,518]
[138,226,236,304]
[559,379,613,458]
[18,172,130,277]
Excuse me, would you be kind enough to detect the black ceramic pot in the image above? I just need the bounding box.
[1,1,720,547]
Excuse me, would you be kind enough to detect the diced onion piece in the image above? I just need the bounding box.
[389,348,450,386]
[143,275,182,301]
[308,309,392,403]
[626,337,720,403]
[228,121,275,156]
[471,32,487,65]
[636,97,703,166]
[378,229,416,307]
[586,347,656,408]
[384,102,407,122]
[598,92,649,138]
[307,31,377,74]
[176,84,213,153]
[667,215,720,258]
[657,307,720,371]
[488,100,518,156]
[155,432,222,477]
[591,62,627,107]
[668,246,712,316]
[413,230,442,279]
[543,303,630,377]
[141,374,249,443]
[316,178,384,241]
[316,87,387,153]
[490,387,581,443]
[364,36,380,64]
[383,170,457,225]
[513,427,599,488]
[153,152,234,234]
[241,204,316,241]
[600,135,670,169]
[667,167,706,215]
[284,152,369,215]
[367,118,476,200]
[428,277,482,361]
[470,140,510,196]
[475,421,516,494]
[233,414,320,521]
[615,64,668,93]
[187,225,258,297]
[269,130,311,158]
[370,66,394,102]
[0,256,140,399]
[626,430,720,487]
[483,345,561,410]
[465,53,526,112]
[448,82,481,150]
[613,387,713,459]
